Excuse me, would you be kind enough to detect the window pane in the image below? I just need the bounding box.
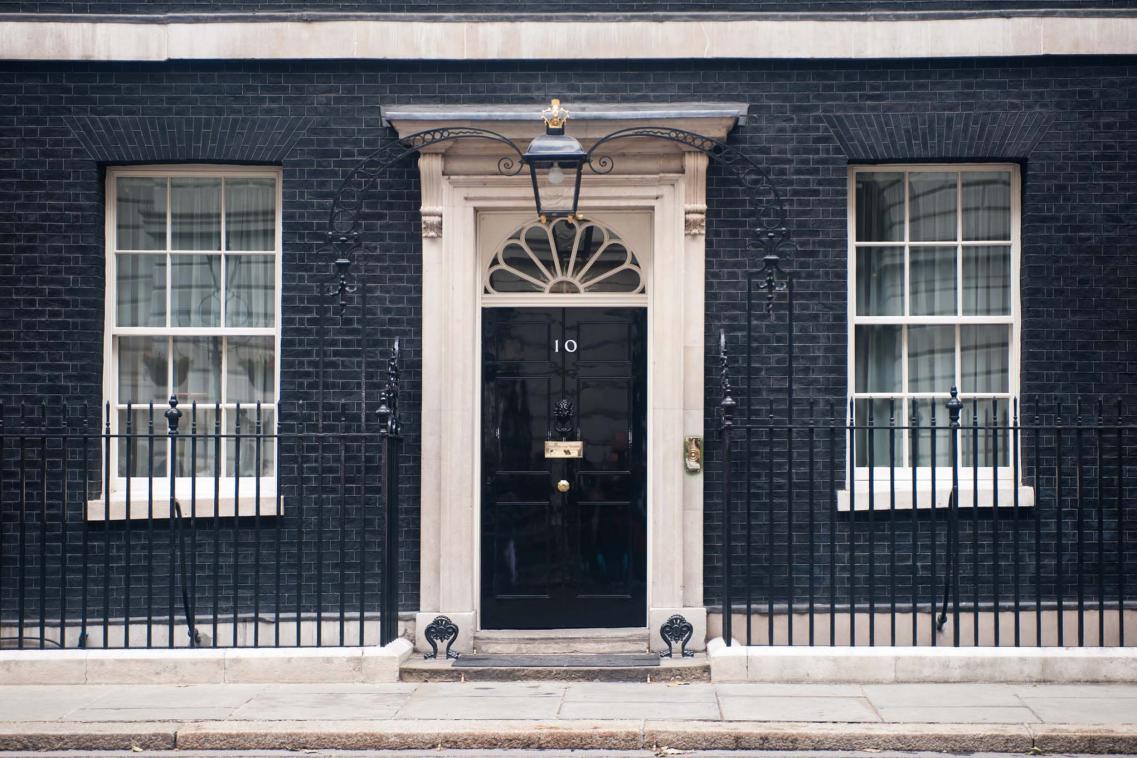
[118,336,167,403]
[225,255,275,327]
[116,254,166,327]
[854,398,901,467]
[855,246,904,316]
[174,405,218,478]
[855,325,902,393]
[855,172,904,242]
[961,325,1010,393]
[910,246,957,316]
[910,399,952,467]
[116,177,166,251]
[117,407,167,478]
[909,172,957,242]
[226,179,276,251]
[227,407,275,477]
[961,398,1010,468]
[226,336,275,404]
[172,336,221,404]
[171,178,221,251]
[171,255,221,327]
[962,171,1011,241]
[908,325,955,393]
[963,245,1010,315]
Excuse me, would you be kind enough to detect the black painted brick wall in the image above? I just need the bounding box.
[1,56,1135,627]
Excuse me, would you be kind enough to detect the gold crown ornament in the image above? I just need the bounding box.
[542,99,569,130]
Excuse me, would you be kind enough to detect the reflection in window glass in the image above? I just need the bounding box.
[909,172,957,242]
[172,337,222,404]
[910,247,956,316]
[963,246,1011,315]
[962,325,1009,393]
[855,172,904,242]
[226,255,275,327]
[171,255,221,327]
[226,336,275,403]
[854,325,902,394]
[856,246,903,316]
[171,178,221,251]
[908,326,954,393]
[963,172,1011,241]
[116,254,166,327]
[116,178,166,250]
[854,398,900,467]
[227,408,275,477]
[225,179,276,251]
[118,336,168,403]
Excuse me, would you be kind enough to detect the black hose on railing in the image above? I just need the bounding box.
[935,486,957,632]
[171,500,201,647]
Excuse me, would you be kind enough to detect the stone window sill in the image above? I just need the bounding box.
[836,482,1035,512]
[86,491,281,521]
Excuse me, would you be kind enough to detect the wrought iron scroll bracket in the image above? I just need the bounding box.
[376,338,401,437]
[322,127,524,312]
[423,615,461,660]
[755,247,790,315]
[658,614,695,658]
[585,126,794,246]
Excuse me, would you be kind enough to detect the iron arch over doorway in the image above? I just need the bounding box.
[320,121,798,299]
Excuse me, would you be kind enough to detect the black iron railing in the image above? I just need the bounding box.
[717,378,1135,647]
[0,358,402,651]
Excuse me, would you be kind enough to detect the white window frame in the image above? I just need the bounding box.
[843,163,1030,510]
[91,165,283,520]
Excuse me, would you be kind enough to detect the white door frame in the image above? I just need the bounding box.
[413,156,710,652]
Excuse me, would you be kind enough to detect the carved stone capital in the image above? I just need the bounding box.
[685,204,707,236]
[418,153,445,240]
[421,207,443,238]
[682,152,709,237]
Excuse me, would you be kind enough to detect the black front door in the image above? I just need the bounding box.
[481,307,647,629]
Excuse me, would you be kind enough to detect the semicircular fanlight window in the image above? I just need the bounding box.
[485,218,645,296]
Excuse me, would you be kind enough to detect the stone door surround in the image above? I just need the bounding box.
[383,103,745,652]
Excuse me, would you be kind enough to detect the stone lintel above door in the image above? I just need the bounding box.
[382,101,749,143]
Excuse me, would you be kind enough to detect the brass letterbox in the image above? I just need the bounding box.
[544,440,584,459]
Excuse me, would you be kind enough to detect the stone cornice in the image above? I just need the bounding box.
[1,13,1135,61]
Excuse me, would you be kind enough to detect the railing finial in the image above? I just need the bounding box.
[945,385,963,428]
[164,395,182,434]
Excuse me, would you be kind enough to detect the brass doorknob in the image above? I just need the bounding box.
[556,479,571,493]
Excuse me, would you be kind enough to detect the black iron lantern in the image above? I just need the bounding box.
[523,99,588,222]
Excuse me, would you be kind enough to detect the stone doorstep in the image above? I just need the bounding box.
[706,638,1137,683]
[0,638,414,685]
[399,653,710,682]
[2,720,1137,753]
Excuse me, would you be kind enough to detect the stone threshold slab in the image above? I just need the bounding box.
[2,720,1136,753]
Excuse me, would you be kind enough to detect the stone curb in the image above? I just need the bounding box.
[1,720,1135,753]
[176,719,645,751]
[0,722,177,752]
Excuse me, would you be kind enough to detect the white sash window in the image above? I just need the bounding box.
[100,166,281,517]
[848,165,1020,480]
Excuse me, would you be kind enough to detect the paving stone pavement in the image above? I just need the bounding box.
[0,682,1135,725]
